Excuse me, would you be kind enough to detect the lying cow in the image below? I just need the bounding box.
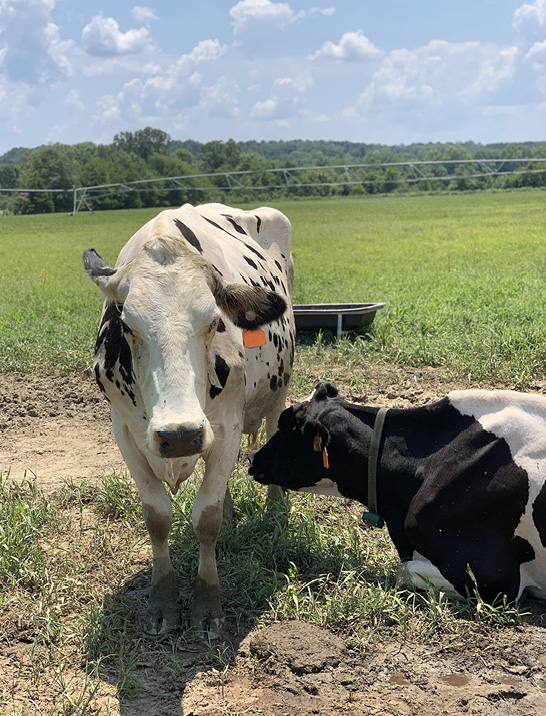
[84,203,294,634]
[249,381,546,604]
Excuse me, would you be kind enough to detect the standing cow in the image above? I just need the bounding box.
[249,382,546,604]
[84,203,294,634]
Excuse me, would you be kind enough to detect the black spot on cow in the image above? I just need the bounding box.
[94,364,106,394]
[217,318,226,333]
[221,215,247,235]
[174,218,203,253]
[270,375,278,391]
[243,242,266,262]
[273,333,278,348]
[244,256,258,270]
[275,260,282,271]
[96,303,134,386]
[255,216,262,233]
[533,479,546,549]
[284,372,290,386]
[210,354,231,399]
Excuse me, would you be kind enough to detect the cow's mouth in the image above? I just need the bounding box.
[247,451,268,484]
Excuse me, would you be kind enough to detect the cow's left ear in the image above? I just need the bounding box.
[211,279,287,330]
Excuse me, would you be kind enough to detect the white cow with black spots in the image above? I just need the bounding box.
[83,203,294,635]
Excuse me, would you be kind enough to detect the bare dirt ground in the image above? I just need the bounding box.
[2,366,546,715]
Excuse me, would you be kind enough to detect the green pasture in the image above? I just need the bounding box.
[1,189,545,383]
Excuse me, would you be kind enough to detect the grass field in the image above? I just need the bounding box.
[2,190,546,713]
[1,189,545,382]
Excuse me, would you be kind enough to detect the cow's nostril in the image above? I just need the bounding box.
[154,425,207,457]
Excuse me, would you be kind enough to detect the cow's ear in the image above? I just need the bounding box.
[212,280,287,329]
[302,419,329,451]
[278,405,296,431]
[83,248,118,295]
[313,382,339,401]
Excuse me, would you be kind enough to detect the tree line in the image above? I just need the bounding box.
[1,127,545,214]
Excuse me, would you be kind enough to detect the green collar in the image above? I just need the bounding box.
[362,406,388,529]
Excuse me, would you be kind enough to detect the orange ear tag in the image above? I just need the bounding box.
[322,447,329,469]
[243,328,267,348]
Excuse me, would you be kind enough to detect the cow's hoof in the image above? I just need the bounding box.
[190,610,225,639]
[142,603,180,635]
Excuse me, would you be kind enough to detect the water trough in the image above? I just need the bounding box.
[293,302,386,341]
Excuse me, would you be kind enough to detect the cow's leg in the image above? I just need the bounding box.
[191,427,242,633]
[264,385,289,505]
[113,424,179,635]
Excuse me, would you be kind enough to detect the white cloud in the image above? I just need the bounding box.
[513,0,546,34]
[65,88,84,111]
[94,38,228,124]
[175,38,228,74]
[0,0,74,83]
[131,6,157,24]
[310,29,381,61]
[200,76,241,118]
[251,97,278,119]
[360,41,518,109]
[525,38,546,67]
[82,13,153,56]
[250,72,312,120]
[309,6,335,17]
[230,0,302,37]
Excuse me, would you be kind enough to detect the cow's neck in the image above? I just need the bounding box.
[331,400,452,558]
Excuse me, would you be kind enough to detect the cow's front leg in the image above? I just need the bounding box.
[114,425,180,635]
[191,429,241,634]
[139,482,179,634]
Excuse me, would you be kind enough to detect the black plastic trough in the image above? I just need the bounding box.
[293,302,386,341]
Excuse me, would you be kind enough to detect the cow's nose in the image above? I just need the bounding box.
[154,425,206,458]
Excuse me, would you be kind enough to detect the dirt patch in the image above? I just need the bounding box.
[2,365,546,715]
[182,620,546,716]
[0,371,125,488]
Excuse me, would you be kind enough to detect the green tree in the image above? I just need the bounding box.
[113,127,171,161]
[201,139,243,173]
[17,144,76,213]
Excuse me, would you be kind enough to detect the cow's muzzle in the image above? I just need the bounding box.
[154,425,207,458]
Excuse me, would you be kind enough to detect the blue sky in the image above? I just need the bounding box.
[0,0,545,155]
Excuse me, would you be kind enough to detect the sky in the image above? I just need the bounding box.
[0,0,545,155]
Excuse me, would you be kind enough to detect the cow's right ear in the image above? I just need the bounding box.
[83,248,118,295]
[302,419,329,451]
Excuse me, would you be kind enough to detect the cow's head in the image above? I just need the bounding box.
[84,239,287,459]
[249,381,368,498]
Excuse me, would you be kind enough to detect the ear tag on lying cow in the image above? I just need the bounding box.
[322,447,329,469]
[243,328,267,349]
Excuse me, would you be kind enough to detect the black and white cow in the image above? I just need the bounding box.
[249,382,546,604]
[83,203,294,634]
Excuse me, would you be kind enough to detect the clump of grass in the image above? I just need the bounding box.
[93,471,142,525]
[0,475,55,590]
